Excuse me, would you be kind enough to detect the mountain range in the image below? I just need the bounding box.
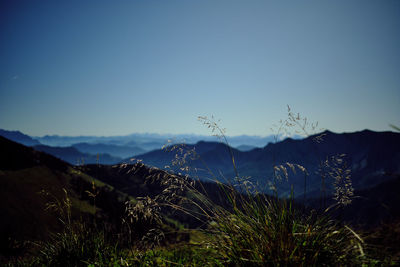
[1,128,399,199]
[0,129,40,146]
[33,132,278,149]
[0,129,281,162]
[33,144,122,165]
[129,130,400,198]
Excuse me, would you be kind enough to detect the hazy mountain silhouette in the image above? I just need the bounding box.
[0,129,41,146]
[72,142,145,159]
[33,144,122,165]
[33,132,278,150]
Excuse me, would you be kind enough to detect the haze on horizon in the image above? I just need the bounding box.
[1,0,399,137]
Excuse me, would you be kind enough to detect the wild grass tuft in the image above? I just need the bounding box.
[205,191,365,266]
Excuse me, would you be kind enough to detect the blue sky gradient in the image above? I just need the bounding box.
[1,0,399,136]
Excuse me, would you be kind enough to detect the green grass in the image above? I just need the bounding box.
[207,195,365,266]
[6,168,394,266]
[11,185,375,267]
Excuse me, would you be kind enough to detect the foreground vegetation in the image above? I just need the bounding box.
[6,175,396,266]
[2,112,399,266]
[2,186,362,266]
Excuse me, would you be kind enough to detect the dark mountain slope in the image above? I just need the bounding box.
[0,137,67,171]
[0,137,128,258]
[305,173,400,228]
[79,163,168,199]
[236,144,257,152]
[0,137,78,253]
[126,141,242,182]
[79,162,233,228]
[341,174,400,227]
[0,129,40,146]
[237,130,400,196]
[80,162,230,207]
[34,144,121,165]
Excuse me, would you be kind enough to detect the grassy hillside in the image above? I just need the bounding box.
[0,137,130,262]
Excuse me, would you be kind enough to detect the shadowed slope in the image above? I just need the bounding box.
[0,137,127,259]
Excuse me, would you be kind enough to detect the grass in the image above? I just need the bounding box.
[205,194,365,266]
[15,178,370,266]
[3,112,397,266]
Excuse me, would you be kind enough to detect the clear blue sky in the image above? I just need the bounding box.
[1,0,399,137]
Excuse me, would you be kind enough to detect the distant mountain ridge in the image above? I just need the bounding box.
[128,130,400,198]
[0,129,41,146]
[33,132,278,149]
[3,128,399,199]
[1,129,290,164]
[33,144,122,165]
[0,129,283,163]
[0,128,290,150]
[72,142,145,159]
